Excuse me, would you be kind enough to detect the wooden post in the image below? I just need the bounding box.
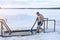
[1,22,3,36]
[3,21,11,35]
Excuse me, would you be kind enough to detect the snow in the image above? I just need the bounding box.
[0,9,60,40]
[0,32,60,40]
[0,15,60,40]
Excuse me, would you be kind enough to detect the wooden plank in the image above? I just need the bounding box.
[3,21,11,31]
[1,22,3,36]
[4,29,37,33]
[1,34,32,37]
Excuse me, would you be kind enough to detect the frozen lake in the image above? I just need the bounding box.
[0,9,59,29]
[0,9,60,40]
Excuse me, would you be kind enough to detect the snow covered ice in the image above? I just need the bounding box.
[0,13,60,40]
[0,32,60,40]
[0,4,60,40]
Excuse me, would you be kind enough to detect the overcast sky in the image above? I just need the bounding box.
[0,0,60,8]
[0,0,60,16]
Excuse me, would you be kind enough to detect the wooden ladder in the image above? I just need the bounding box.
[0,19,11,36]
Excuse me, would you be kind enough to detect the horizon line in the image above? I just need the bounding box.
[1,7,60,9]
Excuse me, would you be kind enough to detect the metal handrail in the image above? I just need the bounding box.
[43,19,56,33]
[31,18,48,34]
[31,19,37,34]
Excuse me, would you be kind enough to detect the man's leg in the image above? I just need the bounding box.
[39,25,44,32]
[36,25,40,33]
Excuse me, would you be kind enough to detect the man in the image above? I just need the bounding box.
[36,12,44,33]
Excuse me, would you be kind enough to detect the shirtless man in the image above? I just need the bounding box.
[36,12,44,33]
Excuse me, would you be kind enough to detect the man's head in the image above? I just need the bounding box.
[36,12,40,16]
